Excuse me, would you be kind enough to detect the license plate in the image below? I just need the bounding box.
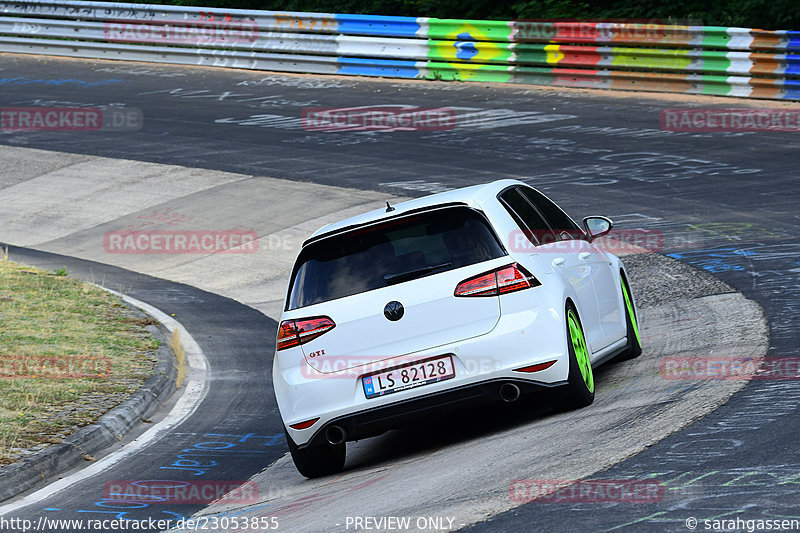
[362,355,455,399]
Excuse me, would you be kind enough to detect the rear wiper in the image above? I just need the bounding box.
[384,262,452,285]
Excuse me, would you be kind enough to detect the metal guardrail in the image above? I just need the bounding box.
[1,0,798,100]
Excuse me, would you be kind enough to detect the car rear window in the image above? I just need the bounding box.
[286,206,506,310]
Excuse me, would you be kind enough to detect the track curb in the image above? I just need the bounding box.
[0,292,179,503]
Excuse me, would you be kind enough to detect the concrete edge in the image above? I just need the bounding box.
[0,289,179,503]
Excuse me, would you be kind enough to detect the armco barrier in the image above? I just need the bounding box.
[0,1,798,100]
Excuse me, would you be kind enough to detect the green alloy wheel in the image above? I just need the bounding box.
[617,274,642,361]
[552,305,595,411]
[569,309,594,394]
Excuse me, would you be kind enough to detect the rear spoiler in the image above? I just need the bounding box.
[302,202,471,247]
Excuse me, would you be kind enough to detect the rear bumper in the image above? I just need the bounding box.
[275,291,572,447]
[299,377,565,449]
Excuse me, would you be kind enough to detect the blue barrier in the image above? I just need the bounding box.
[336,14,421,38]
[337,56,419,78]
[787,31,800,52]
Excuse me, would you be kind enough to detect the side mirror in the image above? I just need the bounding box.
[582,216,613,241]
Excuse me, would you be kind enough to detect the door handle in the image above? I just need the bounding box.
[552,257,566,267]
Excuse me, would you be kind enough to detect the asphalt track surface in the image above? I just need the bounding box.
[1,54,799,531]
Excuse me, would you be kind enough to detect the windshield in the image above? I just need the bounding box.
[286,206,506,310]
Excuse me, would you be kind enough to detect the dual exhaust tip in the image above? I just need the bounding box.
[324,383,520,444]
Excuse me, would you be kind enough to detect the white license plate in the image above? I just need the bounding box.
[362,356,455,399]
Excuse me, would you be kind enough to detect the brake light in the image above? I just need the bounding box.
[276,316,335,351]
[454,263,539,297]
[497,264,536,294]
[454,271,498,297]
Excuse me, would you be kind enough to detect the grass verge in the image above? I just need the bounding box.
[0,254,158,465]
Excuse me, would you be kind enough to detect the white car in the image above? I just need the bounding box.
[274,179,641,477]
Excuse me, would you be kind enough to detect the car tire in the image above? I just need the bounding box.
[285,430,346,479]
[615,273,642,361]
[552,304,595,411]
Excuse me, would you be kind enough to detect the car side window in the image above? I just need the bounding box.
[518,186,584,240]
[498,188,557,246]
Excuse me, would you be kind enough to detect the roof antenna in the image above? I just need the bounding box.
[385,201,395,212]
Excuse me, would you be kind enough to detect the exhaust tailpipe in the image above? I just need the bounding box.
[325,425,346,445]
[499,383,521,403]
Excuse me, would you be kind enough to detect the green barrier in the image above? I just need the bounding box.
[425,61,512,83]
[426,39,513,64]
[424,19,512,42]
[609,48,693,71]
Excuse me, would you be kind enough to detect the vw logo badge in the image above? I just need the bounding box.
[384,301,404,321]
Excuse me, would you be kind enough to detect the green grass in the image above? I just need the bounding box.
[0,256,159,465]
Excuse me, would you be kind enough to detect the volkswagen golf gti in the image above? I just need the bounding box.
[274,179,642,477]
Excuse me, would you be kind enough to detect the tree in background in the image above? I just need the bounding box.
[127,0,799,29]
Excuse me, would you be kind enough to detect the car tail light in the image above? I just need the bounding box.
[276,316,335,351]
[514,360,557,373]
[454,263,540,297]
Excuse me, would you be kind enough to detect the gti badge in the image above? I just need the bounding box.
[384,301,404,321]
